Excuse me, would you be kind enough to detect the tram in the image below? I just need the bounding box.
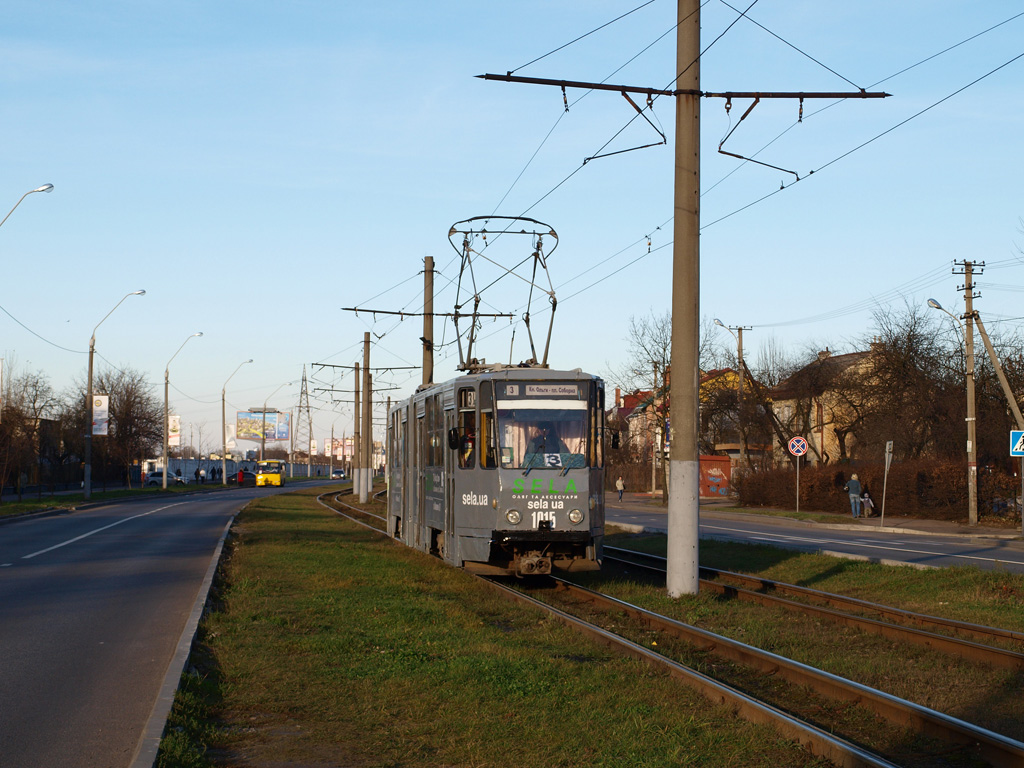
[387,367,605,576]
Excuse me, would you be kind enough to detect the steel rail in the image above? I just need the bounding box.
[484,576,901,768]
[541,577,1024,768]
[606,547,1024,669]
[606,545,1024,643]
[316,491,387,533]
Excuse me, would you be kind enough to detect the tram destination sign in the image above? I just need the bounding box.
[503,383,580,398]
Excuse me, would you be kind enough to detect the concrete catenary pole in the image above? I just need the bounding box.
[423,256,434,388]
[361,332,371,503]
[651,362,658,496]
[737,327,746,470]
[666,0,701,596]
[963,262,978,526]
[353,362,361,496]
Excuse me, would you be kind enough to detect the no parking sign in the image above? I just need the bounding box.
[788,436,807,513]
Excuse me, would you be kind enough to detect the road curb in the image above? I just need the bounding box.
[129,514,236,768]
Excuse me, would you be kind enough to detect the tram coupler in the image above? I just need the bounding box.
[517,555,552,576]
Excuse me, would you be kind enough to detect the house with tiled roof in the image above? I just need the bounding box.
[770,347,872,464]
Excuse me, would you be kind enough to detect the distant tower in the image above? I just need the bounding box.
[295,365,314,472]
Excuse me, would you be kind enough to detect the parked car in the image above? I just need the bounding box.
[145,470,187,487]
[227,470,257,487]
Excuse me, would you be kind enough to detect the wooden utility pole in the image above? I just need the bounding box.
[955,260,981,526]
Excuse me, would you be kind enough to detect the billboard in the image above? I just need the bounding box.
[169,414,181,447]
[92,395,109,436]
[236,411,291,442]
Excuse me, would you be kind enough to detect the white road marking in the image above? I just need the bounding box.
[701,523,1024,567]
[22,503,186,560]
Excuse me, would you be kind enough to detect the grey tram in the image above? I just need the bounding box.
[387,367,605,576]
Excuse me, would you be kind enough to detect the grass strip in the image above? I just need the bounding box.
[159,486,830,768]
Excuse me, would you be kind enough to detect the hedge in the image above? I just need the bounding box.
[735,459,1021,523]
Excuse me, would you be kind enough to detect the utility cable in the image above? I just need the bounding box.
[704,48,1024,231]
[717,0,861,89]
[0,302,85,354]
[509,0,660,75]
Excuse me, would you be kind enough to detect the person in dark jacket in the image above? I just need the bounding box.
[845,473,862,518]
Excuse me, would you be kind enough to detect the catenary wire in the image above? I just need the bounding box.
[717,0,861,89]
[509,0,660,75]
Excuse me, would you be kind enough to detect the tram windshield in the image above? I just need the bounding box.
[496,405,588,469]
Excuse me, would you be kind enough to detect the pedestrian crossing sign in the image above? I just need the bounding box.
[1011,431,1024,457]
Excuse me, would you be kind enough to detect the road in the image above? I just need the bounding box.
[607,498,1024,574]
[0,487,283,768]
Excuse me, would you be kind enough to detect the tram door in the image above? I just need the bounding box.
[411,400,424,549]
[444,403,456,562]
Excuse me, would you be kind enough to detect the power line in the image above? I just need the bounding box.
[509,0,660,75]
[717,0,861,89]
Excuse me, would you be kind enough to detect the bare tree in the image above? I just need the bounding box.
[0,365,58,500]
[61,367,163,489]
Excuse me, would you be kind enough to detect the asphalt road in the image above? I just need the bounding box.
[0,488,281,768]
[607,499,1024,573]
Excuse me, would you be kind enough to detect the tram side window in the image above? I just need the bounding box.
[479,381,497,469]
[457,387,476,469]
[592,382,604,468]
[426,395,444,467]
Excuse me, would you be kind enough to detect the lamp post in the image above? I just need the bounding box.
[222,359,253,484]
[0,183,53,230]
[84,290,145,499]
[714,319,752,471]
[260,381,293,460]
[163,332,203,489]
[928,297,977,525]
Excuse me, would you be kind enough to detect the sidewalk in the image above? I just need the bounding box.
[610,491,1023,541]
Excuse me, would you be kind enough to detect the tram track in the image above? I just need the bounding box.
[605,546,1024,670]
[316,489,387,533]
[503,576,1024,768]
[315,496,1024,765]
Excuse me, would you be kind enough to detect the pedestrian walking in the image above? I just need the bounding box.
[861,489,875,517]
[615,476,625,501]
[194,467,200,484]
[844,473,862,518]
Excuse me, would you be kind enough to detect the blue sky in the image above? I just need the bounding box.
[2,1,1023,453]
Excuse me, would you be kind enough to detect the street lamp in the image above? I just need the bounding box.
[714,318,752,471]
[163,332,203,489]
[928,297,977,525]
[84,290,145,499]
[260,381,293,460]
[0,183,53,230]
[222,359,253,484]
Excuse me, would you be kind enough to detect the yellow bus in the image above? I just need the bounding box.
[256,460,286,487]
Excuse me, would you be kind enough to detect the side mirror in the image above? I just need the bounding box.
[447,427,461,450]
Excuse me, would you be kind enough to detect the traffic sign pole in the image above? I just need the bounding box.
[787,437,808,514]
[1010,431,1024,535]
[796,455,800,514]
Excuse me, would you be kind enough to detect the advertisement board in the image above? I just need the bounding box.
[236,411,291,442]
[92,395,109,436]
[169,414,181,447]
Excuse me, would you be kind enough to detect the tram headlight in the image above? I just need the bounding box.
[505,509,521,525]
[568,508,584,524]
